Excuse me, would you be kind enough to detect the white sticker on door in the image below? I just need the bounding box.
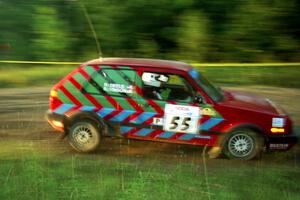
[163,104,201,134]
[153,117,164,126]
[103,83,133,93]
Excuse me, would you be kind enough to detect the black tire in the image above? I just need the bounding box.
[223,129,263,160]
[68,120,101,152]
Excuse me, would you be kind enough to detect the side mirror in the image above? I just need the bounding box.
[195,96,205,104]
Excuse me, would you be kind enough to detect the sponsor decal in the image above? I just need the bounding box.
[163,104,201,134]
[103,83,133,94]
[153,117,164,126]
[202,108,215,116]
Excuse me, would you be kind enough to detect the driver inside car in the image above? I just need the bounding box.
[142,72,171,100]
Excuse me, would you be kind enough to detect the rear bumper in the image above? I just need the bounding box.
[266,130,298,151]
[46,110,65,132]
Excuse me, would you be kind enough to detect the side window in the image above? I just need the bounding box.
[141,72,195,102]
[83,68,136,97]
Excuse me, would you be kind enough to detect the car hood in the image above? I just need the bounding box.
[219,89,278,115]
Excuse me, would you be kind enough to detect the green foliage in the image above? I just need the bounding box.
[176,11,210,61]
[31,6,71,60]
[0,0,299,62]
[222,0,299,62]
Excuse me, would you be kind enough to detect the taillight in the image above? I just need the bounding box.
[49,89,62,110]
[50,90,58,98]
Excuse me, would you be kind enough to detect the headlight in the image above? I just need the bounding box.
[272,117,285,127]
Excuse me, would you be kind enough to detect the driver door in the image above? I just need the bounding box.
[121,70,205,142]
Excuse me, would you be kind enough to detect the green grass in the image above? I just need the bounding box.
[198,66,300,88]
[0,139,300,200]
[0,65,75,88]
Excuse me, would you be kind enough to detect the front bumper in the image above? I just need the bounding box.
[266,130,298,151]
[46,110,65,132]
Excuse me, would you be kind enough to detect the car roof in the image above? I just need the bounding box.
[81,57,193,72]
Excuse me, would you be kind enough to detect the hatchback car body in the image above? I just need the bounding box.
[46,58,298,160]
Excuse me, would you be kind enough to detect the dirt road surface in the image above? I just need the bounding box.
[0,86,299,165]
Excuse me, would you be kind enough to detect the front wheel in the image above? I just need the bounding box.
[68,121,101,152]
[223,129,263,160]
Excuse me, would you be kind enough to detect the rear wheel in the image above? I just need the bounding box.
[223,129,263,160]
[68,120,101,152]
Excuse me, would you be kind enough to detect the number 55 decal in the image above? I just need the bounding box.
[169,116,191,131]
[164,104,201,134]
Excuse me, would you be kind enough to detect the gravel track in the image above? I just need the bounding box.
[0,86,299,164]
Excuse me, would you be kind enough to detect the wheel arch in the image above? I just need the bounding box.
[220,123,266,160]
[229,124,264,135]
[218,123,266,146]
[64,111,107,134]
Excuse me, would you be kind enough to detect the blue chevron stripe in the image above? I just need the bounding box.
[97,108,115,118]
[131,112,156,124]
[178,134,195,140]
[200,118,224,131]
[157,132,176,139]
[134,128,153,136]
[110,110,135,122]
[54,104,75,114]
[94,108,157,124]
[80,105,95,111]
[120,126,134,134]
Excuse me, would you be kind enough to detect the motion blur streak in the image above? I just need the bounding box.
[0,0,300,62]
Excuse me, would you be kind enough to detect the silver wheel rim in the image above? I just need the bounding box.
[228,133,254,158]
[73,124,95,145]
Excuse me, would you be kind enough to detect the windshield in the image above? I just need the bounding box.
[188,69,224,102]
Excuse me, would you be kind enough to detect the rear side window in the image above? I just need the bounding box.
[83,68,136,97]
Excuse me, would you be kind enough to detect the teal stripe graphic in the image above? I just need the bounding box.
[120,126,134,134]
[200,118,224,131]
[134,129,153,136]
[54,104,75,114]
[157,132,175,139]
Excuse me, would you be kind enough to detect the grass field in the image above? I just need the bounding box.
[1,139,299,200]
[0,65,74,88]
[1,64,300,88]
[200,66,300,88]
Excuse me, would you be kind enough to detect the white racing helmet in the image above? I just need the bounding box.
[142,72,169,87]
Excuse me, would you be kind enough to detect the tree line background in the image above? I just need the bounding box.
[0,0,300,62]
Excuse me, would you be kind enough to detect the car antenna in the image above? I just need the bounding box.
[78,0,103,60]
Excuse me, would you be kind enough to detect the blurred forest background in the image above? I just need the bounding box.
[1,0,300,62]
[2,2,300,200]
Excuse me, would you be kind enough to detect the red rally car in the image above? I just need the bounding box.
[46,58,298,160]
